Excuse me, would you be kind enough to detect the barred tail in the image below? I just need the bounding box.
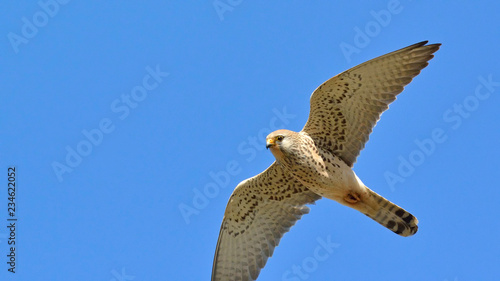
[363,188,418,237]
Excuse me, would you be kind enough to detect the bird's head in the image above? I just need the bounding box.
[266,129,297,160]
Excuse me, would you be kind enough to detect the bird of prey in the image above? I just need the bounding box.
[212,41,440,281]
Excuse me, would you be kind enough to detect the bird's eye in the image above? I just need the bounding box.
[276,135,284,141]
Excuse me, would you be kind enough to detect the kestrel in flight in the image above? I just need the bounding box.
[212,41,440,281]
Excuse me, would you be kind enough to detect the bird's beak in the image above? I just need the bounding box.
[266,138,275,149]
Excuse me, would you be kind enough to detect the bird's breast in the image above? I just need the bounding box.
[286,146,361,199]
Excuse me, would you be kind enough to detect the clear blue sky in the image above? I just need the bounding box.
[1,1,500,281]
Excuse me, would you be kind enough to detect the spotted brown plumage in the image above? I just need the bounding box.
[212,163,321,281]
[212,41,440,281]
[304,41,441,167]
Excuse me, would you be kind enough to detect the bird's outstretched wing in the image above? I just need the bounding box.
[212,162,321,281]
[302,41,440,166]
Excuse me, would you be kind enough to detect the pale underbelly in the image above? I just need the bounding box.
[292,162,366,201]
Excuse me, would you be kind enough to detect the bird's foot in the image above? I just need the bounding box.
[344,192,361,204]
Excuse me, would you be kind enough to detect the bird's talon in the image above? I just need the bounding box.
[344,192,360,204]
